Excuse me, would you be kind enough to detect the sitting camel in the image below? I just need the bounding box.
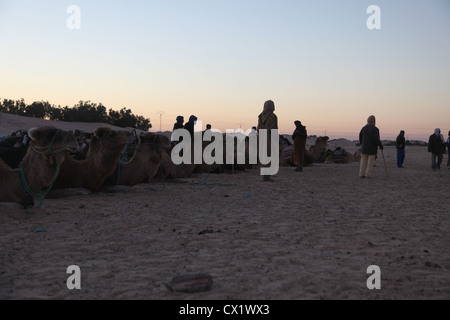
[308,136,330,163]
[53,127,134,192]
[0,126,78,208]
[103,133,171,187]
[324,148,361,164]
[156,143,198,180]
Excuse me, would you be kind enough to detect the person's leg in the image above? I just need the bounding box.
[359,154,369,177]
[365,155,376,177]
[397,150,404,168]
[296,140,306,172]
[447,149,450,166]
[431,153,437,170]
[437,153,443,170]
[400,150,405,167]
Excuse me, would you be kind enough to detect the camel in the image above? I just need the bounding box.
[103,133,171,187]
[308,136,330,163]
[0,126,78,208]
[324,147,361,164]
[53,127,134,192]
[281,136,328,166]
[156,143,198,180]
[151,138,223,181]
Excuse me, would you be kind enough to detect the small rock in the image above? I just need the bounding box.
[164,273,213,293]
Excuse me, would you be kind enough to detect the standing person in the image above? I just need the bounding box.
[292,121,307,172]
[428,128,445,171]
[173,116,185,131]
[257,100,278,182]
[396,130,406,168]
[446,131,450,167]
[184,115,198,139]
[359,115,384,178]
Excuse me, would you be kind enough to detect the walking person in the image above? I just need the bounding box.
[292,121,307,172]
[359,115,384,178]
[257,100,278,182]
[428,128,446,171]
[396,130,406,168]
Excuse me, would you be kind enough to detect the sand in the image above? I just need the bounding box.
[1,145,449,300]
[1,114,449,300]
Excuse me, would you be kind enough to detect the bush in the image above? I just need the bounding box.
[0,98,152,131]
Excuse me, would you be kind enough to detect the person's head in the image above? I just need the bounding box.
[189,115,198,124]
[367,115,376,125]
[263,100,275,113]
[294,120,301,128]
[400,130,405,136]
[448,131,450,137]
[206,124,212,130]
[435,128,441,136]
[176,116,184,123]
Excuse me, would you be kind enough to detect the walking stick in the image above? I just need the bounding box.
[381,149,389,179]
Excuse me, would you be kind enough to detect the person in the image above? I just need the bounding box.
[428,128,446,171]
[184,115,198,139]
[202,124,212,138]
[257,100,278,182]
[173,116,184,131]
[396,130,406,168]
[292,121,307,172]
[446,131,450,167]
[359,115,384,178]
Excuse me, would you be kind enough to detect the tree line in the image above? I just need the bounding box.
[0,98,152,131]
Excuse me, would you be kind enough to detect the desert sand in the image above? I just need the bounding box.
[1,114,450,300]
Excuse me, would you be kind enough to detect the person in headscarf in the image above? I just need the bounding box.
[396,130,406,168]
[257,100,278,181]
[359,115,384,178]
[292,120,307,172]
[173,116,185,131]
[184,115,198,139]
[428,128,446,171]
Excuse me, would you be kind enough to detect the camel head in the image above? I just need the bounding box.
[28,126,78,165]
[85,127,134,168]
[314,136,330,150]
[138,133,171,163]
[91,127,134,150]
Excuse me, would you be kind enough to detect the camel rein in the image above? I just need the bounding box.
[19,130,63,208]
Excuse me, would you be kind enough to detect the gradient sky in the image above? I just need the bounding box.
[1,0,449,140]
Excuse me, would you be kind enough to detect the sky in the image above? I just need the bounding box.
[0,0,449,141]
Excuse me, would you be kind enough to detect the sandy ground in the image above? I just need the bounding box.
[1,144,449,300]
